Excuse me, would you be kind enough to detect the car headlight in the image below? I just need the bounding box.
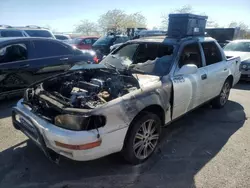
[242,64,247,69]
[54,114,106,131]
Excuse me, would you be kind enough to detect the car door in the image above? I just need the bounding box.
[201,41,228,101]
[27,39,74,82]
[0,40,34,94]
[171,42,208,120]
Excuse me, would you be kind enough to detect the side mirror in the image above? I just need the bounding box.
[177,64,198,75]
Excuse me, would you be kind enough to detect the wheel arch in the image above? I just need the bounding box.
[226,75,234,87]
[122,104,165,149]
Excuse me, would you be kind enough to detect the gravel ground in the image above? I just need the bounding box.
[0,82,250,188]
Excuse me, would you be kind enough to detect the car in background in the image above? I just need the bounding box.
[0,37,98,99]
[92,35,129,60]
[224,39,250,80]
[0,25,55,38]
[54,34,71,41]
[68,36,99,50]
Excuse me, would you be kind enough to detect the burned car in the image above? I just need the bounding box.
[12,36,241,164]
[12,14,241,164]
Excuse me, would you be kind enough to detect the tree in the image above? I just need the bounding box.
[206,20,220,28]
[161,5,194,30]
[161,5,220,29]
[125,12,147,28]
[98,9,127,33]
[74,19,99,35]
[228,21,248,30]
[98,9,147,33]
[228,21,249,39]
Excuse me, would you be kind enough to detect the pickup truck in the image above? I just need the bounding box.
[12,35,241,165]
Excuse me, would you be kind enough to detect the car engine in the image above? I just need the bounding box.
[38,69,139,109]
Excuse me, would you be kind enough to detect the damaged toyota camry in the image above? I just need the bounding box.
[12,31,241,164]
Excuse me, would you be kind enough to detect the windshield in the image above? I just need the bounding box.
[24,29,54,38]
[93,36,115,46]
[224,42,250,52]
[100,42,175,76]
[0,30,23,37]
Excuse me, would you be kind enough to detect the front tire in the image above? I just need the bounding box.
[211,80,231,109]
[122,112,162,165]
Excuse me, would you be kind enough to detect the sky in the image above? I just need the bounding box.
[0,0,250,32]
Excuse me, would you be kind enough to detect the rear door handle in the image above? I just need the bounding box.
[60,57,69,61]
[201,74,207,80]
[19,64,30,68]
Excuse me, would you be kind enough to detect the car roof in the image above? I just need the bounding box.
[0,37,61,43]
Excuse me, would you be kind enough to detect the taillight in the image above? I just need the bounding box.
[93,56,99,64]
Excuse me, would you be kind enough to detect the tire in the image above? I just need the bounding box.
[211,79,231,109]
[122,112,162,165]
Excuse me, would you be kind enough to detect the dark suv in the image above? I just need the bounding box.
[92,35,129,60]
[0,37,96,99]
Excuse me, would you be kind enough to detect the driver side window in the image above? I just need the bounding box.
[179,43,202,68]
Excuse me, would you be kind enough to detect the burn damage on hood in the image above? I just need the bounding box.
[23,68,140,123]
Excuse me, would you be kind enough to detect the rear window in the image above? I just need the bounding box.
[93,36,115,46]
[24,29,54,38]
[0,30,23,37]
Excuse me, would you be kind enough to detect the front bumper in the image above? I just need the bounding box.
[12,99,128,161]
[240,69,250,80]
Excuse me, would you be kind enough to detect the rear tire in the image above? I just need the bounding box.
[122,112,162,165]
[211,79,231,109]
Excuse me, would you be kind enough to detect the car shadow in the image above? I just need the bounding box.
[233,81,250,90]
[0,100,245,188]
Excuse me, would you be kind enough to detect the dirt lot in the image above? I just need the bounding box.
[0,82,250,188]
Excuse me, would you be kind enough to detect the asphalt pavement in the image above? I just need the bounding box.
[0,82,250,188]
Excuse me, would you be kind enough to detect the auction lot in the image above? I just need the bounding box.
[0,82,249,188]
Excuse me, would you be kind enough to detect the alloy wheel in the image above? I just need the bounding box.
[220,82,230,105]
[133,119,160,160]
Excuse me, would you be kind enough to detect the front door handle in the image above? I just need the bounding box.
[19,64,30,68]
[60,57,69,61]
[201,74,207,80]
[224,68,228,71]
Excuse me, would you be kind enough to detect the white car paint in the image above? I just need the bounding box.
[13,36,241,162]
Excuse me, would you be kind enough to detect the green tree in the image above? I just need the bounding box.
[74,19,99,35]
[98,9,147,33]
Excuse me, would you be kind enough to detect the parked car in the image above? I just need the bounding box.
[54,34,71,41]
[224,40,250,80]
[12,35,241,164]
[92,35,129,60]
[68,36,99,50]
[0,37,98,99]
[0,25,55,38]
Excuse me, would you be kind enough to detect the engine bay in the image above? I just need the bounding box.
[37,69,140,109]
